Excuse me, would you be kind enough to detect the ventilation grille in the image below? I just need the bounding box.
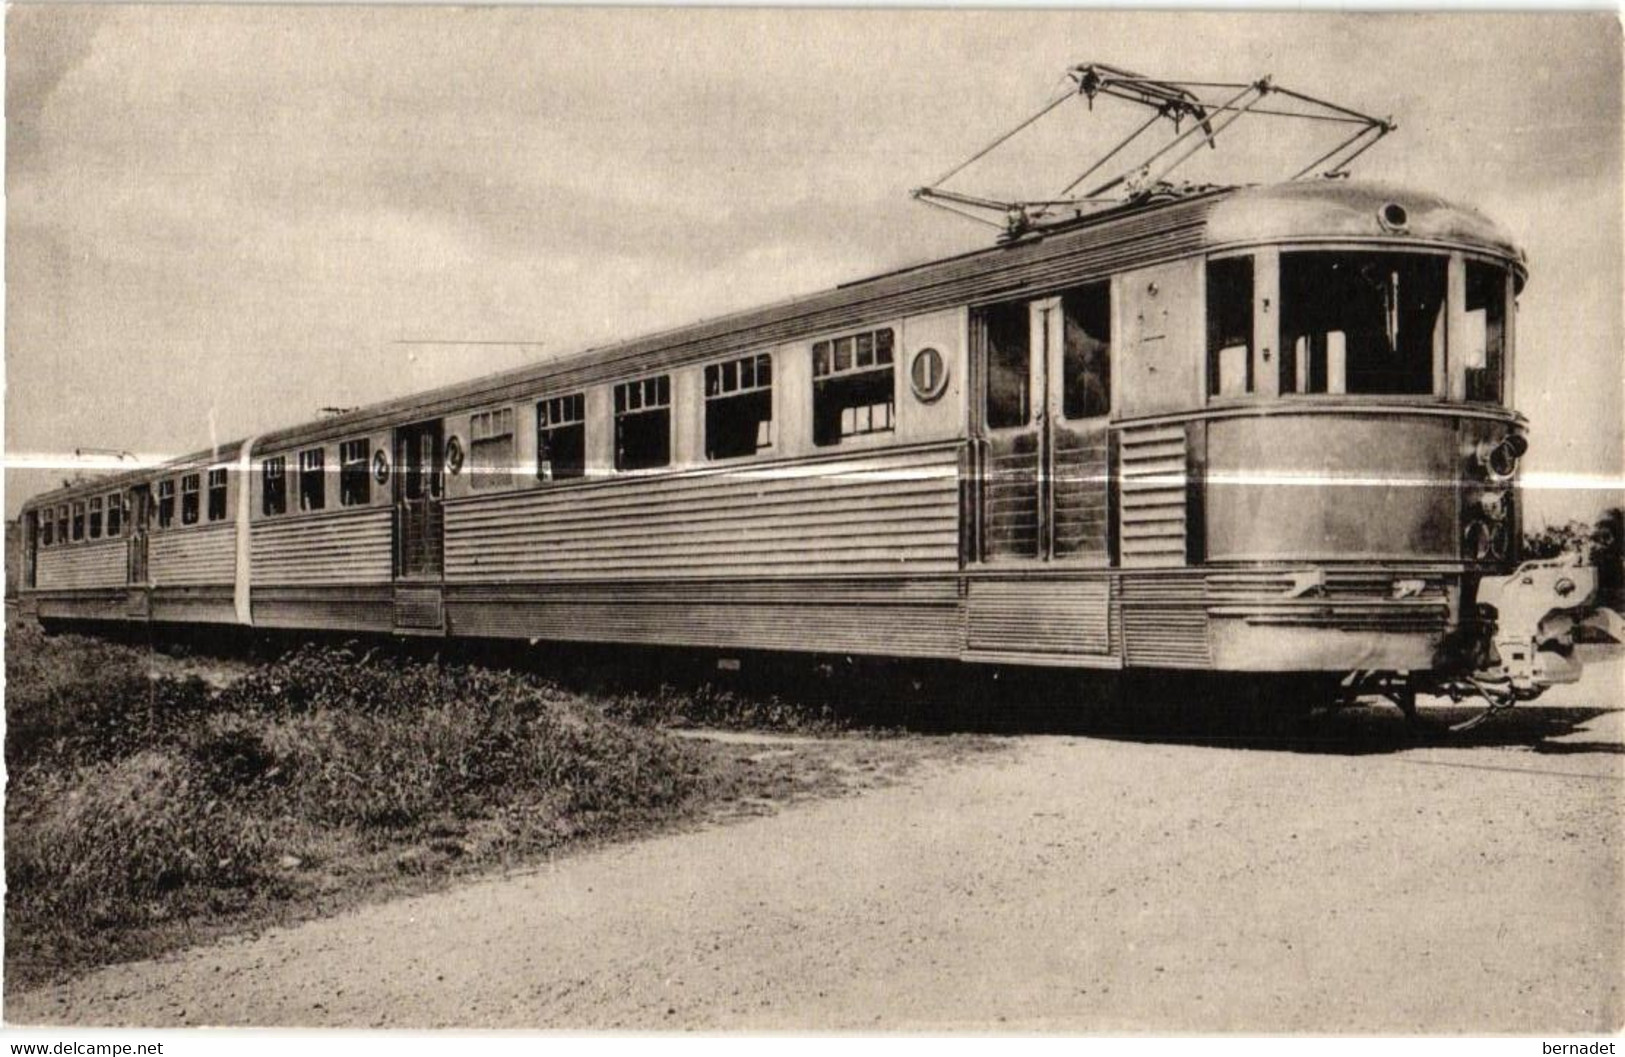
[1119,426,1187,568]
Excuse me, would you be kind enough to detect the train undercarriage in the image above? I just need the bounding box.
[1338,556,1621,732]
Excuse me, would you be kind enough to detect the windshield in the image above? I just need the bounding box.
[1463,259,1508,403]
[1279,251,1447,396]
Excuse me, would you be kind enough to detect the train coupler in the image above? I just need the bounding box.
[1473,555,1620,698]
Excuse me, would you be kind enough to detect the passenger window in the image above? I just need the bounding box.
[537,394,586,482]
[106,493,123,537]
[1061,283,1112,419]
[157,480,176,528]
[262,457,287,516]
[981,303,1030,429]
[298,449,326,511]
[1280,252,1446,395]
[1207,257,1254,398]
[88,496,103,539]
[208,467,229,521]
[339,440,371,506]
[41,511,54,547]
[1464,261,1507,404]
[56,505,69,543]
[71,502,85,541]
[813,329,895,446]
[613,376,671,471]
[181,473,201,525]
[469,409,515,490]
[705,354,773,460]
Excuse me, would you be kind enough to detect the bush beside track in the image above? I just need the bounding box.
[3,619,904,990]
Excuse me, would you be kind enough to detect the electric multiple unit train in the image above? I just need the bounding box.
[17,67,1613,724]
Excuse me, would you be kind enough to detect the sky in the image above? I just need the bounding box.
[5,7,1622,527]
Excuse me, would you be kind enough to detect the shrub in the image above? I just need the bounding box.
[3,633,799,985]
[7,750,268,938]
[5,623,214,770]
[600,681,843,734]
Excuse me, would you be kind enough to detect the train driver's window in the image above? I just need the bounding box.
[298,448,326,511]
[262,457,287,516]
[107,493,123,537]
[981,303,1030,429]
[88,496,103,539]
[41,510,53,547]
[1280,251,1445,396]
[157,480,176,528]
[537,394,586,482]
[614,376,672,471]
[71,501,86,541]
[1061,283,1112,419]
[208,467,230,520]
[705,353,773,460]
[56,505,69,543]
[1463,261,1507,404]
[469,409,515,490]
[812,329,895,446]
[181,473,201,525]
[1206,257,1253,398]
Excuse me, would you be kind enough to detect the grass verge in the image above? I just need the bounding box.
[5,620,962,991]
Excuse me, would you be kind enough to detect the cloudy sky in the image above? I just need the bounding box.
[6,7,1621,525]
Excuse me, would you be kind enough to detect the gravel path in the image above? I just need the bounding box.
[10,680,1621,1033]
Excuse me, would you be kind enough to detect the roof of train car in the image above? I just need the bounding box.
[22,179,1524,514]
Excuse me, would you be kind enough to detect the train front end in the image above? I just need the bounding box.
[1192,183,1617,711]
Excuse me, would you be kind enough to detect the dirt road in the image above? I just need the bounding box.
[10,675,1622,1032]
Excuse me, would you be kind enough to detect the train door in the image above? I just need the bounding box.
[392,419,446,632]
[127,486,152,619]
[1044,283,1114,562]
[977,297,1046,560]
[975,286,1113,564]
[394,420,445,579]
[967,288,1114,659]
[127,487,151,584]
[21,510,37,591]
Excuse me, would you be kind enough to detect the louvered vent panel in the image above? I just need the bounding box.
[966,579,1110,655]
[1119,426,1187,568]
[1119,574,1210,668]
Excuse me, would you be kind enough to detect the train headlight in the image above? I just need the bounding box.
[1464,518,1511,562]
[1476,434,1528,480]
[1490,521,1510,560]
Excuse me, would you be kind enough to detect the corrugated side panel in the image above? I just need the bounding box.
[1052,430,1109,557]
[38,594,128,621]
[151,586,236,625]
[1119,425,1187,568]
[984,446,1039,559]
[36,541,126,591]
[445,579,961,657]
[150,523,235,586]
[252,507,393,586]
[252,585,394,633]
[1119,573,1211,668]
[443,445,962,582]
[394,585,445,629]
[966,579,1110,655]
